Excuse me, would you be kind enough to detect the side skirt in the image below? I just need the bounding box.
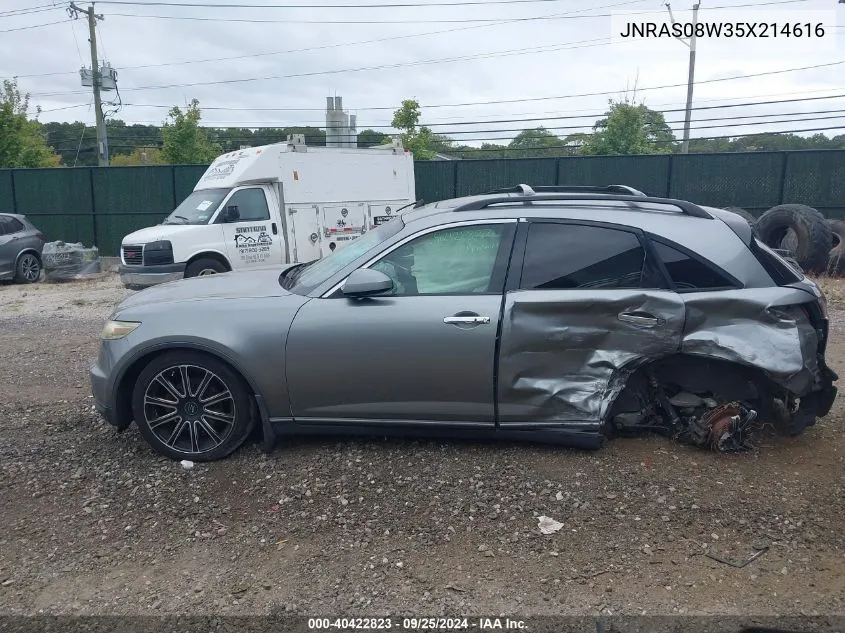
[265,418,605,451]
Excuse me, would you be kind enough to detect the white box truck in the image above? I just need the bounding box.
[118,136,415,288]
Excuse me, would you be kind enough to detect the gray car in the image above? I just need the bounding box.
[90,185,838,461]
[0,213,45,284]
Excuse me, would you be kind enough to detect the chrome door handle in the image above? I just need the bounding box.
[618,312,661,327]
[444,315,490,325]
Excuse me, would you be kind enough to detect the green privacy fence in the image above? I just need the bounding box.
[1,149,843,256]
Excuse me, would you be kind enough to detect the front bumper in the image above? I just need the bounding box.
[119,262,186,288]
[90,359,115,426]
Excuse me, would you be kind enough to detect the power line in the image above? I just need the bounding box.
[52,122,845,153]
[6,0,645,78]
[95,0,809,8]
[35,56,845,100]
[43,114,845,147]
[0,4,60,17]
[111,94,845,128]
[0,18,68,32]
[101,0,811,24]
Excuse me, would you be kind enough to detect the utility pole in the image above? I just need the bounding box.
[666,2,700,153]
[69,2,109,166]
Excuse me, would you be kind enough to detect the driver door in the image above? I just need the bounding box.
[219,186,283,270]
[285,220,517,425]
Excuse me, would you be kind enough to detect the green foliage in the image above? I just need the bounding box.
[390,99,436,160]
[161,99,221,164]
[358,128,390,148]
[580,99,677,155]
[110,147,166,166]
[689,132,845,153]
[0,78,61,168]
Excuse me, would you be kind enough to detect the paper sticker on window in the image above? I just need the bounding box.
[196,200,213,211]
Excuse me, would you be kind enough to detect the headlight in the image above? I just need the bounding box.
[101,320,141,340]
[143,240,174,266]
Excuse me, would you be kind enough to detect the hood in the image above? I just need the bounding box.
[114,267,293,315]
[122,224,204,245]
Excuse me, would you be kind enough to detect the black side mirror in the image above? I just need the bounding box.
[224,205,240,222]
[341,269,394,298]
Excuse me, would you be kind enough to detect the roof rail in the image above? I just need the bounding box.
[453,193,712,219]
[483,184,647,197]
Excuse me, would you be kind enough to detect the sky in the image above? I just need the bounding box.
[1,0,844,146]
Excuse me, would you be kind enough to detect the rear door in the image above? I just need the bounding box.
[288,205,322,263]
[0,217,14,277]
[497,220,685,430]
[285,220,516,425]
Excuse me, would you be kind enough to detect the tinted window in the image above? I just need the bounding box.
[5,218,24,234]
[223,188,270,222]
[0,218,8,236]
[372,224,507,295]
[520,223,646,290]
[652,241,736,290]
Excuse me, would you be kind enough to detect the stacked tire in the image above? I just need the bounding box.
[723,204,841,275]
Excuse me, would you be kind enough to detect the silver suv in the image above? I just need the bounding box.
[0,213,45,284]
[91,185,837,461]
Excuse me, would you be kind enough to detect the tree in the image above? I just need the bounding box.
[110,147,166,166]
[390,99,436,160]
[358,128,389,148]
[580,99,677,155]
[161,99,221,164]
[507,127,570,157]
[0,78,61,168]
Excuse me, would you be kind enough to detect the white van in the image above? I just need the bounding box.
[118,136,415,288]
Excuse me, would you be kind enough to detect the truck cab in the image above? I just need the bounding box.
[119,137,415,288]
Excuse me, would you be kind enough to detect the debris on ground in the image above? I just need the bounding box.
[537,516,564,535]
[703,545,769,568]
[180,459,195,470]
[42,241,103,282]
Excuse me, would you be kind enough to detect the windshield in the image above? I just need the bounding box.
[289,218,405,294]
[162,188,230,225]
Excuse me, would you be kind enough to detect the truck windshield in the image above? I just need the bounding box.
[288,218,405,294]
[162,189,230,225]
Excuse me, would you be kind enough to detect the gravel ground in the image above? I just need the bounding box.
[1,275,844,617]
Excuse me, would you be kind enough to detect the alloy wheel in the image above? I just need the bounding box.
[143,364,236,454]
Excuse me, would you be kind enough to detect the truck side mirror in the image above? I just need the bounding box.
[224,205,240,222]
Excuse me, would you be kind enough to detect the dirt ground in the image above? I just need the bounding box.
[0,274,844,617]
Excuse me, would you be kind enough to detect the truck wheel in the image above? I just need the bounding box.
[185,258,227,278]
[828,220,845,276]
[132,351,256,461]
[755,204,832,273]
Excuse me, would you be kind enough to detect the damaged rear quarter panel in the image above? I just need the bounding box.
[680,287,820,395]
[497,289,685,427]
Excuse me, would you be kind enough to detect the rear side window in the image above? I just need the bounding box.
[520,223,646,290]
[750,238,803,284]
[651,240,737,290]
[0,217,23,235]
[6,218,24,233]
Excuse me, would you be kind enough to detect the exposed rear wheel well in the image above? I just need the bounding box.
[607,354,785,435]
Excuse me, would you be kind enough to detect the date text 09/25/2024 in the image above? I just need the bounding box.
[307,618,527,630]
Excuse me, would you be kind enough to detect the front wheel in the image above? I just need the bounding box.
[185,258,228,278]
[132,351,255,461]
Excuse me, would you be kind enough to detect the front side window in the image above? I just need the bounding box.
[520,223,646,290]
[652,240,737,290]
[163,188,230,225]
[289,218,405,294]
[220,188,270,222]
[371,224,507,296]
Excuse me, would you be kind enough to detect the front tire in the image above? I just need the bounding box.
[132,351,255,461]
[185,258,228,278]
